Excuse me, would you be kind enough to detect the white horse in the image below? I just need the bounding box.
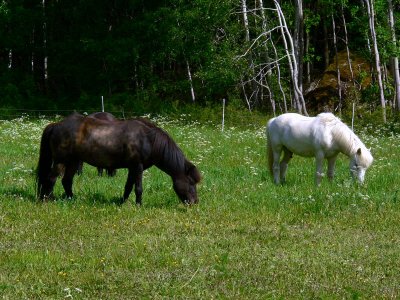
[266,112,373,185]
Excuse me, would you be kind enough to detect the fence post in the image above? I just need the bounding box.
[222,98,226,132]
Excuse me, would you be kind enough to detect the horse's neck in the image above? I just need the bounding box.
[333,126,363,157]
[156,159,184,179]
[151,139,185,178]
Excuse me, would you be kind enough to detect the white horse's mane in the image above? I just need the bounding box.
[317,113,373,167]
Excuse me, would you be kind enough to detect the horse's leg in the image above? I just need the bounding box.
[272,147,282,184]
[327,155,337,181]
[315,152,325,186]
[106,168,116,177]
[123,165,143,205]
[77,161,83,175]
[280,148,293,183]
[134,165,144,205]
[97,167,103,176]
[61,162,79,198]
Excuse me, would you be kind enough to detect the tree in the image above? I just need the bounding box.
[387,0,400,112]
[0,0,397,122]
[365,0,386,122]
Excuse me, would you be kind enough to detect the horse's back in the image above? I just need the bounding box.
[267,113,325,156]
[268,113,314,139]
[87,112,118,122]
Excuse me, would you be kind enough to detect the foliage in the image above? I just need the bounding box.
[0,0,400,116]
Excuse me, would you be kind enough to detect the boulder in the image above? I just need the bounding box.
[304,50,371,111]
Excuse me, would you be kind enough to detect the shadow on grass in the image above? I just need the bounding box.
[0,187,192,211]
[0,187,121,205]
[83,192,181,208]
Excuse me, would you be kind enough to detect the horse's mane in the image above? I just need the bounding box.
[70,112,85,118]
[135,118,186,172]
[318,113,358,150]
[317,113,373,166]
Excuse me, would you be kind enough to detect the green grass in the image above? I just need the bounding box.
[0,114,399,299]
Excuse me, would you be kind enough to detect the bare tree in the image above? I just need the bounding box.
[332,14,342,113]
[305,26,311,84]
[388,0,400,111]
[259,0,271,77]
[294,0,304,94]
[341,3,354,83]
[238,1,308,115]
[275,0,308,115]
[241,0,259,109]
[270,37,288,112]
[186,60,196,102]
[323,19,330,70]
[365,0,386,122]
[258,0,275,113]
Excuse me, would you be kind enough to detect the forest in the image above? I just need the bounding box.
[0,0,399,121]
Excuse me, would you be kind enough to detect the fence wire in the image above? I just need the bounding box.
[0,108,137,120]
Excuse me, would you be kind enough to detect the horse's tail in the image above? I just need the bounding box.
[266,119,274,177]
[36,123,55,198]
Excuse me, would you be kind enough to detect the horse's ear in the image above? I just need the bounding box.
[357,148,362,156]
[186,161,201,183]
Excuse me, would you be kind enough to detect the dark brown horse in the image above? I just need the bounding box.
[36,112,201,205]
[77,112,118,177]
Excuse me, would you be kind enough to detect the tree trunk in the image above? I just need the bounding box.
[275,1,300,113]
[332,14,342,113]
[241,0,259,109]
[258,0,270,76]
[365,0,386,122]
[294,0,304,94]
[270,38,288,112]
[388,0,400,112]
[186,60,196,102]
[275,0,308,115]
[305,29,311,84]
[33,0,47,93]
[259,0,277,112]
[323,19,330,70]
[341,4,354,83]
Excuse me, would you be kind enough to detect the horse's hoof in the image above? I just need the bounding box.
[117,198,127,206]
[62,193,73,200]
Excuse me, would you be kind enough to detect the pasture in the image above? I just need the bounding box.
[0,113,399,299]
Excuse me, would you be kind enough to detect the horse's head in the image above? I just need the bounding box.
[36,163,65,199]
[173,161,201,204]
[349,148,373,183]
[37,181,54,199]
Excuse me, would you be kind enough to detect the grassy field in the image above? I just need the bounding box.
[0,112,399,299]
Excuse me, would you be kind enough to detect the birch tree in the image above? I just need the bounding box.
[258,0,276,114]
[365,0,386,122]
[241,0,259,109]
[294,0,304,95]
[186,60,196,102]
[341,2,354,83]
[388,0,400,111]
[332,14,342,113]
[275,0,308,115]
